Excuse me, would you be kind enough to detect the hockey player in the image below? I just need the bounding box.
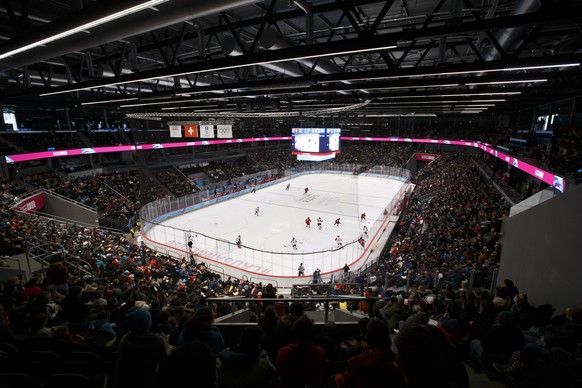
[235,235,242,248]
[334,218,341,227]
[358,236,366,248]
[304,187,309,194]
[335,235,343,248]
[255,206,260,216]
[291,237,298,250]
[305,217,311,228]
[286,183,290,191]
[361,213,366,222]
[317,217,323,230]
[363,225,369,238]
[187,235,193,251]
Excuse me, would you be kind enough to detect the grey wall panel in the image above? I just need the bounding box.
[498,185,582,315]
[43,192,99,227]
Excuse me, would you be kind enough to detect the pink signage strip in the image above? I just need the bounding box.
[4,145,137,163]
[3,135,564,192]
[477,143,565,192]
[12,192,45,213]
[414,153,441,161]
[342,136,476,147]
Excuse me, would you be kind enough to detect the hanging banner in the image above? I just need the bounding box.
[200,124,215,138]
[217,124,233,138]
[184,124,198,138]
[169,125,182,138]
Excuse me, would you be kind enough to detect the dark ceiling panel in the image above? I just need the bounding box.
[0,0,581,121]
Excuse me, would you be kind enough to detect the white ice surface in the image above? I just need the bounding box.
[145,174,405,278]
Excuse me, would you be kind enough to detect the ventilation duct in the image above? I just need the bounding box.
[483,0,542,61]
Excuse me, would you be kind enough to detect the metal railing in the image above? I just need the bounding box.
[206,296,375,323]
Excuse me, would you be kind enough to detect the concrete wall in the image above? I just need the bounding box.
[498,185,582,314]
[43,191,99,227]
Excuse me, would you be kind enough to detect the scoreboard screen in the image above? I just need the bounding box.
[292,128,341,161]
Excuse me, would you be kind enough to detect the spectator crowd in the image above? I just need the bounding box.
[0,136,580,388]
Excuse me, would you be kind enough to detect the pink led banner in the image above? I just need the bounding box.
[12,192,45,213]
[477,143,565,192]
[342,136,564,192]
[3,135,564,192]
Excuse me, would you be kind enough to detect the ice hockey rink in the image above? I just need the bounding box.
[142,173,407,281]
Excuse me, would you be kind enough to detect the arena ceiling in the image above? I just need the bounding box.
[1,0,582,121]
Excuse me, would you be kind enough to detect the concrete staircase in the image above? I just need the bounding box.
[0,252,44,281]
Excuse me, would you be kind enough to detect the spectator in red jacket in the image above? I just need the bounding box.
[277,315,326,387]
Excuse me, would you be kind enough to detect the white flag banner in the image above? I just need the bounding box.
[217,124,233,138]
[200,124,215,138]
[169,125,182,138]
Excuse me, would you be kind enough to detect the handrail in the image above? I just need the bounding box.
[470,158,516,206]
[291,282,364,297]
[206,295,377,323]
[18,209,125,235]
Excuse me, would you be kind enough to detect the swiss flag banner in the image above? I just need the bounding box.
[184,124,198,138]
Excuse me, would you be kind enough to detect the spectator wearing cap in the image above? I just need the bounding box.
[379,296,408,332]
[84,309,117,353]
[115,307,168,388]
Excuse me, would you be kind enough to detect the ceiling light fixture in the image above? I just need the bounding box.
[378,92,520,100]
[40,44,397,96]
[126,100,371,118]
[81,97,139,106]
[407,63,579,79]
[366,114,437,117]
[0,0,168,60]
[465,79,547,86]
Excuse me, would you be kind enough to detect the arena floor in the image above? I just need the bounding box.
[144,174,406,277]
